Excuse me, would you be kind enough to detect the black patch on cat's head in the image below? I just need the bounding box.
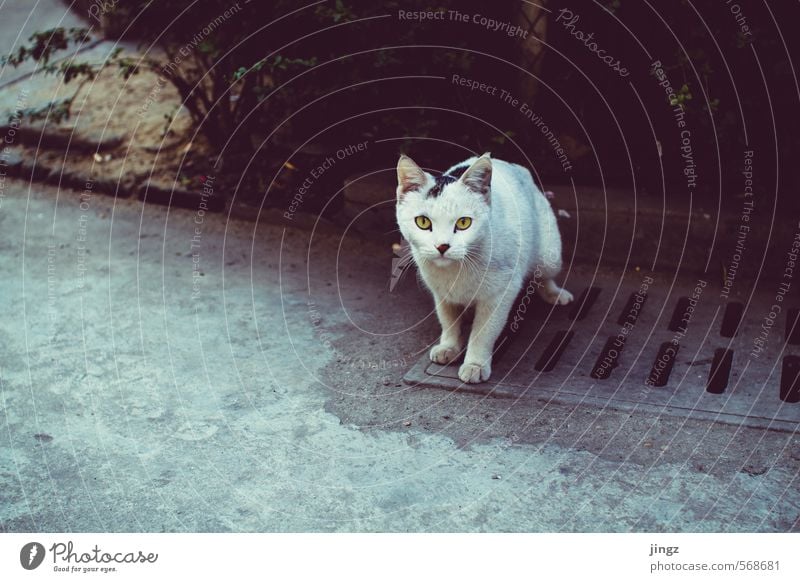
[426,175,456,198]
[446,165,469,179]
[426,165,469,198]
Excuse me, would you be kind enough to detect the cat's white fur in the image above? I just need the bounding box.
[396,153,573,384]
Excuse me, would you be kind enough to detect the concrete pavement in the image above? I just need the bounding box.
[0,178,797,532]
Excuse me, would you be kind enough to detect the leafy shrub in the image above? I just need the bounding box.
[4,1,537,208]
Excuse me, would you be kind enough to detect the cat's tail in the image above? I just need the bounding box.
[389,240,415,292]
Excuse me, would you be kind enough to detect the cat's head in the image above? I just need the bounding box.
[395,154,492,267]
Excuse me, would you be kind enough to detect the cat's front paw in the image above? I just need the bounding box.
[430,343,461,365]
[458,360,491,384]
[553,289,574,305]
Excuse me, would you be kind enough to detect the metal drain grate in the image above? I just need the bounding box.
[403,271,800,431]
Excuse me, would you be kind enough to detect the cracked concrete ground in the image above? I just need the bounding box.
[0,180,798,532]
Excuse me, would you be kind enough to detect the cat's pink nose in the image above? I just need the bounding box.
[436,244,450,255]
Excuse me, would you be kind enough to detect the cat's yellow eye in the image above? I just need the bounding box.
[415,216,432,230]
[455,217,472,231]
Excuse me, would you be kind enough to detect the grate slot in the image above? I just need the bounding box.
[780,356,800,403]
[647,342,680,387]
[568,286,601,321]
[591,336,626,380]
[720,302,744,337]
[617,292,648,326]
[668,297,691,332]
[534,330,574,372]
[785,308,800,345]
[707,348,733,394]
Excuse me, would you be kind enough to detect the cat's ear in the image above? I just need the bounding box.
[461,153,492,197]
[397,155,426,201]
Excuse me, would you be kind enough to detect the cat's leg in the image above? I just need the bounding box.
[535,247,572,305]
[458,294,517,383]
[429,297,464,365]
[536,279,574,306]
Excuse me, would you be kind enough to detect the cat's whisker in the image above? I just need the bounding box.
[459,254,482,281]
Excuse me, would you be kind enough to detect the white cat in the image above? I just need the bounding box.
[396,153,573,384]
